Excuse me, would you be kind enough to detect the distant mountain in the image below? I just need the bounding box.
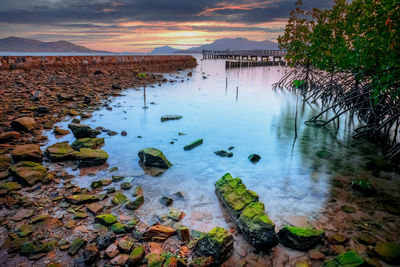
[185,38,279,52]
[0,36,107,53]
[150,46,182,54]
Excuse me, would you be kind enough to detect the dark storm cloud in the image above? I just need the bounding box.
[0,0,333,25]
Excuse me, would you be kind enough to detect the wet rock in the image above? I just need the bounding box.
[9,161,47,186]
[71,118,80,123]
[294,260,310,267]
[356,234,375,245]
[184,139,203,151]
[126,195,144,210]
[341,205,356,213]
[308,249,325,260]
[96,232,116,250]
[168,208,184,221]
[329,233,347,244]
[11,144,42,162]
[129,245,145,265]
[45,142,77,161]
[86,202,104,215]
[106,243,119,258]
[132,186,142,196]
[374,242,400,263]
[0,181,21,191]
[11,209,34,221]
[112,192,128,205]
[17,224,34,237]
[146,225,176,238]
[110,222,129,234]
[138,148,172,169]
[9,237,29,253]
[95,214,117,226]
[160,196,173,206]
[278,226,325,251]
[76,148,108,167]
[214,150,233,157]
[39,240,57,253]
[121,182,131,190]
[73,211,88,219]
[161,115,182,122]
[177,226,190,243]
[351,179,375,196]
[146,253,165,266]
[0,131,21,143]
[322,251,364,266]
[68,238,87,255]
[71,137,104,150]
[20,241,40,255]
[66,194,99,204]
[11,117,36,132]
[112,84,122,90]
[112,175,125,182]
[83,244,99,263]
[68,123,101,138]
[195,227,233,264]
[188,256,213,267]
[90,180,103,189]
[118,239,134,253]
[248,154,261,164]
[69,109,79,116]
[111,254,129,265]
[121,131,127,136]
[53,127,70,135]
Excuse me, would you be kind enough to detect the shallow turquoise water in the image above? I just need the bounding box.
[44,55,383,232]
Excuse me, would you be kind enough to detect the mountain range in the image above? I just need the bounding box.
[0,36,105,53]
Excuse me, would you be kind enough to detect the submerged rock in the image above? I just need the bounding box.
[322,251,364,266]
[248,154,261,164]
[159,196,173,206]
[125,195,144,210]
[68,123,101,138]
[161,115,182,122]
[278,226,325,251]
[112,192,128,205]
[71,138,104,150]
[194,227,233,264]
[214,150,233,157]
[184,139,203,151]
[45,142,77,162]
[9,161,47,186]
[53,127,70,135]
[138,148,172,169]
[11,117,37,132]
[215,173,277,250]
[76,148,108,167]
[11,144,42,162]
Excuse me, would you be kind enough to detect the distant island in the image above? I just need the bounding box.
[150,38,280,54]
[0,36,108,53]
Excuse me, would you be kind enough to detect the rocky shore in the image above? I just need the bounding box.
[0,55,400,267]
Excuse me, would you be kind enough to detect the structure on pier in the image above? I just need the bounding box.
[202,49,287,63]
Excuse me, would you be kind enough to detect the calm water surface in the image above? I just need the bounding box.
[44,55,383,232]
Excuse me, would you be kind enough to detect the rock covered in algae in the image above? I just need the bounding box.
[248,153,261,163]
[9,161,47,186]
[71,137,104,150]
[195,227,233,264]
[94,214,117,226]
[146,253,166,266]
[65,194,99,204]
[76,148,108,167]
[184,139,203,151]
[138,148,172,169]
[322,251,364,266]
[374,241,400,263]
[160,115,182,122]
[278,226,325,251]
[68,123,101,138]
[45,142,77,162]
[112,192,128,205]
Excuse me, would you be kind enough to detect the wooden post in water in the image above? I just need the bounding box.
[225,77,228,95]
[236,86,238,102]
[143,85,148,109]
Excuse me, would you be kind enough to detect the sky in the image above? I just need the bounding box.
[0,0,332,52]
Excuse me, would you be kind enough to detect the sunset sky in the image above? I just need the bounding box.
[0,0,332,52]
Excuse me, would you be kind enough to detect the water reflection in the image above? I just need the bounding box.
[43,55,385,232]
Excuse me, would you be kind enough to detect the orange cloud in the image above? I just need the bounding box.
[198,0,280,16]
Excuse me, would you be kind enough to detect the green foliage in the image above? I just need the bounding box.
[293,80,305,89]
[138,72,147,78]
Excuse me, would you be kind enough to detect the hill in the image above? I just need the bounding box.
[185,38,279,52]
[0,36,106,53]
[150,46,181,54]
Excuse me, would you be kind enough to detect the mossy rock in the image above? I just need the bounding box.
[146,253,165,267]
[66,194,99,204]
[374,242,400,263]
[238,202,278,249]
[112,192,128,205]
[39,240,57,253]
[91,180,103,189]
[0,181,22,192]
[9,161,47,186]
[248,154,261,163]
[138,148,172,169]
[120,182,132,190]
[351,179,375,196]
[278,226,325,251]
[129,246,145,265]
[20,241,40,255]
[9,237,29,253]
[215,173,259,217]
[188,256,213,267]
[183,139,203,151]
[194,227,233,264]
[45,142,77,162]
[71,137,104,150]
[161,115,182,122]
[322,251,364,266]
[125,195,144,210]
[68,123,101,138]
[76,148,108,167]
[110,222,129,234]
[68,238,87,255]
[17,224,34,237]
[95,214,117,226]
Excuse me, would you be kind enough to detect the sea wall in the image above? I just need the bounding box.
[0,55,197,72]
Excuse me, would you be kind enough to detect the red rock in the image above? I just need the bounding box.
[146,225,176,238]
[11,144,42,162]
[11,117,36,132]
[0,131,21,143]
[308,249,325,260]
[105,243,119,258]
[110,254,129,265]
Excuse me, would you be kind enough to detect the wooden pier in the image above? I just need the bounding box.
[202,49,287,67]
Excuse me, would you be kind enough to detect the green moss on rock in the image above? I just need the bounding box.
[322,251,365,266]
[76,148,108,167]
[129,246,145,265]
[138,148,172,169]
[71,137,104,150]
[45,142,77,162]
[125,195,144,210]
[112,192,128,205]
[95,214,117,226]
[195,227,233,264]
[68,238,87,255]
[183,139,203,151]
[9,161,47,186]
[278,226,325,251]
[17,224,33,237]
[146,253,166,267]
[109,222,129,234]
[66,194,99,204]
[0,181,22,191]
[375,242,400,263]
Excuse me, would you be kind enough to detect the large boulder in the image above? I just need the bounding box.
[45,142,77,162]
[194,227,233,264]
[9,161,47,186]
[71,138,104,150]
[138,148,172,169]
[76,148,108,167]
[68,123,101,138]
[11,117,36,132]
[215,173,277,250]
[278,226,325,251]
[11,144,42,162]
